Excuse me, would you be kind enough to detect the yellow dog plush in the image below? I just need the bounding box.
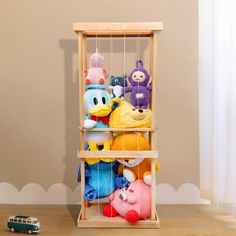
[109,101,152,128]
[111,133,160,185]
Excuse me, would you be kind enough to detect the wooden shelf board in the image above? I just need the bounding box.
[73,22,163,36]
[79,127,156,132]
[77,150,159,158]
[77,204,160,228]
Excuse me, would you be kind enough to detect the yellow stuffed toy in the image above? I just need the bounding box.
[111,133,160,185]
[109,101,152,128]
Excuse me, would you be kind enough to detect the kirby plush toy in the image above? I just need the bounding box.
[103,180,151,222]
[85,52,107,88]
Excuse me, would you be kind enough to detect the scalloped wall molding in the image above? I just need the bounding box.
[0,182,210,205]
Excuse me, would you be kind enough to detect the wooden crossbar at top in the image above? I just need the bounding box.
[73,22,163,36]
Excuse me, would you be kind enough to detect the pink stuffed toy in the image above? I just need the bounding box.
[85,53,107,86]
[103,180,151,222]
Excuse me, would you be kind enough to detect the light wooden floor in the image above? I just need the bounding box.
[0,205,236,235]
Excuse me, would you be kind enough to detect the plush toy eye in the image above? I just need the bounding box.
[93,97,98,105]
[134,75,136,78]
[102,96,106,104]
[119,190,127,200]
[101,91,109,104]
[140,75,143,78]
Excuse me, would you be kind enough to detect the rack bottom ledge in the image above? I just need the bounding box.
[77,204,160,228]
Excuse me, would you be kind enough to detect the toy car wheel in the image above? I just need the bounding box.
[10,228,15,232]
[28,229,32,234]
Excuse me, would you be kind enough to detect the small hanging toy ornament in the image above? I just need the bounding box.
[84,51,107,89]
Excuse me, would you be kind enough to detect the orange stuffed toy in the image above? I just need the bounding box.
[111,133,160,185]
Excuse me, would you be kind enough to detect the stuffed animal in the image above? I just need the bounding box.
[79,161,128,202]
[109,100,152,128]
[85,52,107,88]
[84,89,120,164]
[109,76,128,99]
[124,60,152,109]
[111,133,160,185]
[103,180,151,222]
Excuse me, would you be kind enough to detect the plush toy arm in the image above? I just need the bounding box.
[143,171,152,185]
[84,118,97,129]
[146,85,152,91]
[123,168,137,182]
[108,97,121,112]
[77,165,81,182]
[109,85,114,90]
[84,184,96,202]
[114,176,129,189]
[123,87,133,93]
[155,161,160,171]
[112,162,121,174]
[108,192,115,202]
[146,159,160,171]
[117,164,124,175]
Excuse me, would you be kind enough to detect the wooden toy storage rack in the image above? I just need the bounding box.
[73,22,163,228]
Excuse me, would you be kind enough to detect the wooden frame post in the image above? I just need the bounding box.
[150,31,158,220]
[78,32,86,220]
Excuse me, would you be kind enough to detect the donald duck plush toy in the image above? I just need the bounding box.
[84,88,120,164]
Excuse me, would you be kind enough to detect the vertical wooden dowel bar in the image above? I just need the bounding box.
[83,35,87,85]
[78,32,86,220]
[82,34,89,210]
[149,35,154,145]
[78,32,85,150]
[80,159,86,220]
[151,31,158,220]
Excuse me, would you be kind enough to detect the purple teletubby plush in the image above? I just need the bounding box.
[123,60,152,109]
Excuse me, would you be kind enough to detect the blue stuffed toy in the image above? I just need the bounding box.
[78,161,128,202]
[109,76,128,100]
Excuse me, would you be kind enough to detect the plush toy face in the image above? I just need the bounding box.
[84,89,111,116]
[110,76,128,87]
[109,101,151,128]
[131,71,146,83]
[122,102,148,121]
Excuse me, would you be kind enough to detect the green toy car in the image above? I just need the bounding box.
[7,216,41,234]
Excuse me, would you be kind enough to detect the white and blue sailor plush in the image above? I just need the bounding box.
[109,76,128,100]
[83,88,120,156]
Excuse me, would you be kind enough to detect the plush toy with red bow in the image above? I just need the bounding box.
[84,88,120,151]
